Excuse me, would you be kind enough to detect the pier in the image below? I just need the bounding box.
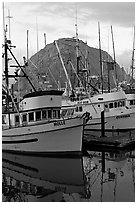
[83,130,135,151]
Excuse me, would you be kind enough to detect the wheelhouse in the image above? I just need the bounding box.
[2,90,64,129]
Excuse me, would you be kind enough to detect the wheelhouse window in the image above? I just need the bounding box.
[105,104,108,108]
[57,110,60,118]
[2,115,6,124]
[15,115,19,123]
[53,110,57,118]
[114,102,117,108]
[109,103,113,109]
[119,101,123,107]
[122,100,125,106]
[130,100,135,105]
[22,114,27,122]
[48,110,52,119]
[117,101,120,107]
[79,106,83,112]
[61,109,67,117]
[42,110,47,120]
[75,106,79,112]
[29,112,34,122]
[36,111,41,121]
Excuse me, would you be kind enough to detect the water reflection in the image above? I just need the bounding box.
[87,149,135,202]
[2,148,135,202]
[2,153,91,202]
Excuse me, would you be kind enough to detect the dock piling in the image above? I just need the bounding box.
[101,111,105,137]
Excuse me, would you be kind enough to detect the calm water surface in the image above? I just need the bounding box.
[2,148,134,202]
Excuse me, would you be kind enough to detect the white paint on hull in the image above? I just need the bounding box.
[85,111,135,131]
[3,117,84,154]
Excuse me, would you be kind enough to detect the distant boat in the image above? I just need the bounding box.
[62,90,135,134]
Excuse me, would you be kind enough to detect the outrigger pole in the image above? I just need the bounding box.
[98,22,103,94]
[54,40,73,92]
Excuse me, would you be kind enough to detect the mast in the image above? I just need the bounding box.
[27,30,29,61]
[111,25,118,88]
[6,9,13,40]
[4,26,9,90]
[3,24,11,126]
[75,9,80,87]
[98,22,103,94]
[130,25,135,86]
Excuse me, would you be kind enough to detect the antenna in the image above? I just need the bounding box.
[36,17,39,52]
[27,30,29,61]
[3,2,5,37]
[44,33,46,46]
[6,9,13,40]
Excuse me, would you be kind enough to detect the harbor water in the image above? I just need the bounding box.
[2,142,134,202]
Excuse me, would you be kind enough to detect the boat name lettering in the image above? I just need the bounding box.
[116,114,130,119]
[54,120,65,126]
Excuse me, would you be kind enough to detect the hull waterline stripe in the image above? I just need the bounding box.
[2,138,38,144]
[2,149,82,157]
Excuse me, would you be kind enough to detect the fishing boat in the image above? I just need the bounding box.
[61,23,135,134]
[62,90,135,133]
[2,28,90,155]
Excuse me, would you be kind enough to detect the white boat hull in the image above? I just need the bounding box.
[2,117,85,155]
[85,109,135,134]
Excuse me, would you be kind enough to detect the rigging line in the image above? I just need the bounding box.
[46,64,59,88]
[7,47,36,92]
[28,54,58,88]
[5,83,22,122]
[28,59,44,90]
[55,40,72,91]
[69,60,97,113]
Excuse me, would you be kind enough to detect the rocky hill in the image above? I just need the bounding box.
[14,38,126,96]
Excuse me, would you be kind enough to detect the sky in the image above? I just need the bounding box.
[2,1,135,75]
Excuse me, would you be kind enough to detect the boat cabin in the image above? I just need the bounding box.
[2,90,64,129]
[74,90,127,113]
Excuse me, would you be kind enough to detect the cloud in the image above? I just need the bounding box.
[116,50,132,70]
[4,2,135,70]
[8,2,134,27]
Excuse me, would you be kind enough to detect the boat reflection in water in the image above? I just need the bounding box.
[87,149,135,202]
[2,153,91,202]
[2,147,135,202]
